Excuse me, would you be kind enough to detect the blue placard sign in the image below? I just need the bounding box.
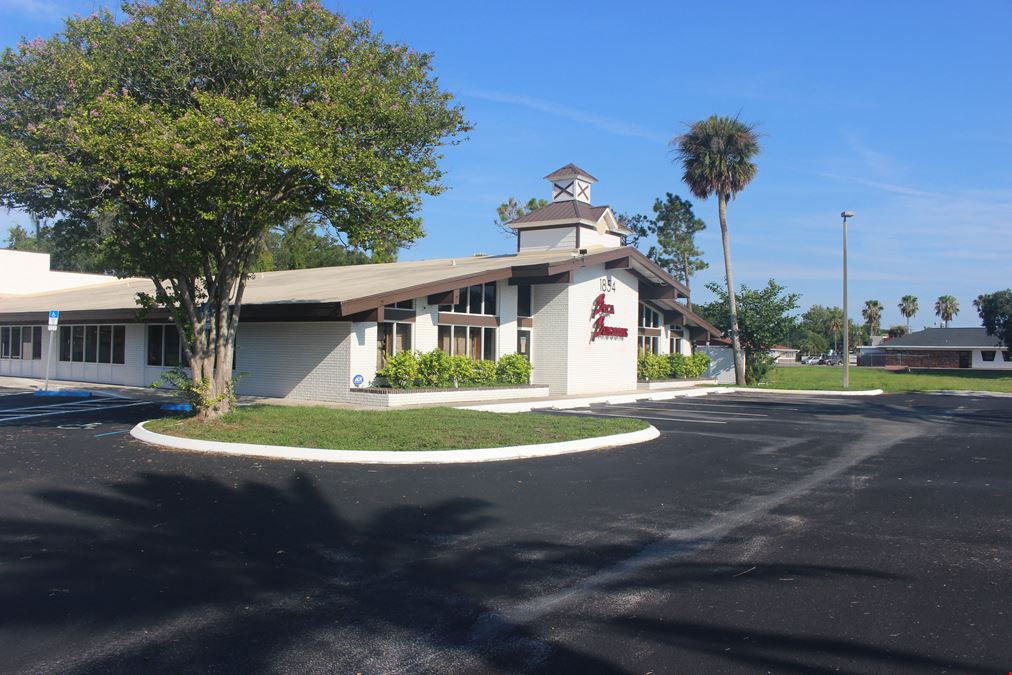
[49,310,60,319]
[352,374,364,386]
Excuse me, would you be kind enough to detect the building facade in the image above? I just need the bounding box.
[874,327,1011,370]
[0,165,719,401]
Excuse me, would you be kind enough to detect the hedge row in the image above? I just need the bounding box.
[637,351,711,381]
[377,349,533,388]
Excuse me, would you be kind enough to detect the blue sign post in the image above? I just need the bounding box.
[44,310,59,392]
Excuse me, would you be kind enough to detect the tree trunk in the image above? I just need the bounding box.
[718,194,746,385]
[683,252,692,310]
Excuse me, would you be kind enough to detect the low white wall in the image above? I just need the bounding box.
[0,250,119,295]
[348,386,550,408]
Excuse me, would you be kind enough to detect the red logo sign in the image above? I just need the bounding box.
[591,293,628,340]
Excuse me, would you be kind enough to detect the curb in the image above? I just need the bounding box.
[745,387,884,396]
[459,387,735,414]
[130,421,661,465]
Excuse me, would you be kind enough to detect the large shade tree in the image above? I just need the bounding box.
[0,0,469,418]
[935,295,960,327]
[673,115,760,385]
[898,295,918,332]
[974,290,1012,349]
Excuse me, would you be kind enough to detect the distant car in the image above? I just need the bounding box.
[824,355,843,366]
[803,355,823,365]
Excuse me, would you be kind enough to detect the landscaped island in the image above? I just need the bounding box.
[760,367,1012,393]
[146,405,648,451]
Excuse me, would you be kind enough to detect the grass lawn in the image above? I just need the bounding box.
[145,404,648,451]
[760,366,1012,393]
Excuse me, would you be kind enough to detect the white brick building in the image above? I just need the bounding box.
[0,165,719,401]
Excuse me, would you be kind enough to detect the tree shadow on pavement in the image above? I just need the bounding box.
[0,471,999,674]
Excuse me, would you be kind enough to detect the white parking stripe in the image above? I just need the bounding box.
[603,403,769,418]
[0,400,152,423]
[555,410,726,425]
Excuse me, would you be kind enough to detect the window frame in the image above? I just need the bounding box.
[436,323,497,360]
[438,282,498,316]
[57,324,127,364]
[981,350,996,362]
[377,321,413,370]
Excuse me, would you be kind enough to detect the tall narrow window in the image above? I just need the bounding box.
[453,326,467,357]
[147,325,163,366]
[438,325,452,353]
[32,327,42,359]
[98,325,112,363]
[468,285,483,314]
[163,326,181,367]
[112,326,125,364]
[84,325,98,363]
[71,326,85,362]
[483,282,497,316]
[0,327,9,359]
[453,289,468,313]
[9,327,20,359]
[517,285,532,317]
[60,326,71,361]
[483,327,495,360]
[468,326,482,360]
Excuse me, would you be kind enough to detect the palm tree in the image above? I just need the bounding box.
[830,317,842,353]
[673,115,760,385]
[935,295,959,327]
[862,300,883,336]
[898,295,918,333]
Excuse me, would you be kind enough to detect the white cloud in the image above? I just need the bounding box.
[462,88,669,144]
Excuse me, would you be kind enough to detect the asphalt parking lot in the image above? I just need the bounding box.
[0,387,1009,674]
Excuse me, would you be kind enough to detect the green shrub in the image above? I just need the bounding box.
[688,351,711,378]
[637,351,670,381]
[668,352,689,378]
[447,354,477,386]
[496,353,532,385]
[417,349,452,387]
[377,350,420,388]
[745,350,775,385]
[472,359,498,386]
[379,349,536,388]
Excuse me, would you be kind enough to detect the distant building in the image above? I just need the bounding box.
[876,327,1010,370]
[770,345,799,364]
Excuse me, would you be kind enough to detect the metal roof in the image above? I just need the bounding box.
[510,200,611,226]
[880,327,1003,349]
[0,246,710,333]
[543,163,598,182]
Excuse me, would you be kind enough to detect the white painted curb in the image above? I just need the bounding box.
[745,387,884,396]
[130,421,660,464]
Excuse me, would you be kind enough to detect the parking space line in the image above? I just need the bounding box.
[602,403,769,418]
[0,401,153,424]
[555,410,727,424]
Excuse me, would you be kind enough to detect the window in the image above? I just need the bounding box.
[147,324,184,367]
[384,299,414,310]
[0,326,36,359]
[517,284,532,318]
[638,335,659,354]
[58,324,125,364]
[438,282,497,316]
[670,337,683,355]
[436,324,496,360]
[1003,350,1012,363]
[981,350,996,362]
[377,321,412,369]
[638,303,660,328]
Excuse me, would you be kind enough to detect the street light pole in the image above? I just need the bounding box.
[841,211,855,389]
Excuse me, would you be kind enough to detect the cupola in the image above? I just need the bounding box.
[544,163,597,204]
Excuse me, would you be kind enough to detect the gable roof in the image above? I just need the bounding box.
[0,245,713,331]
[544,163,598,182]
[510,200,610,226]
[880,327,1003,349]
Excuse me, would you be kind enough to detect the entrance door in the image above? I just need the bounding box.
[958,351,971,368]
[517,330,531,359]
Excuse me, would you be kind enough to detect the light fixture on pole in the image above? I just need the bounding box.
[841,211,855,388]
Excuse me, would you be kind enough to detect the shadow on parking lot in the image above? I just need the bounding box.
[0,472,998,673]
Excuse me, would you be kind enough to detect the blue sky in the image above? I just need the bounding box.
[2,0,1010,329]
